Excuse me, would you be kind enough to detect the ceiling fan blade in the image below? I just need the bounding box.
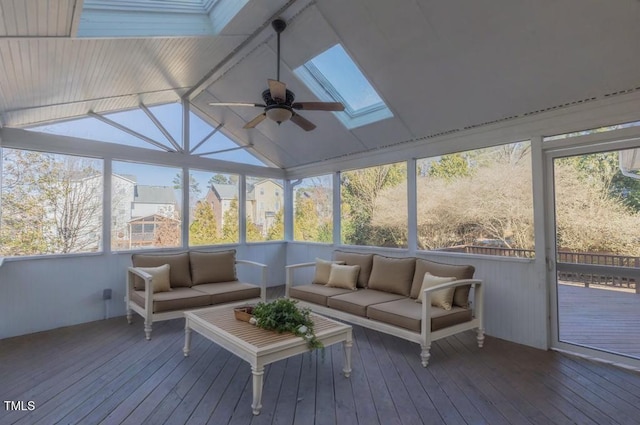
[290,113,316,131]
[292,102,345,111]
[244,113,267,129]
[268,79,287,102]
[209,102,265,107]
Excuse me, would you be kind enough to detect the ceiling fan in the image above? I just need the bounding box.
[208,18,345,132]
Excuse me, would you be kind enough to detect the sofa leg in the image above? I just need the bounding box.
[477,328,485,348]
[420,344,431,367]
[144,321,152,340]
[126,309,132,324]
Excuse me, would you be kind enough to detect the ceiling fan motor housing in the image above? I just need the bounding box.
[262,88,295,123]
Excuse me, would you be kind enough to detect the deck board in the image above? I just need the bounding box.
[558,284,640,358]
[3,289,640,424]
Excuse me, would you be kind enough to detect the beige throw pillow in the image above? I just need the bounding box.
[137,264,171,293]
[313,258,345,285]
[326,264,361,290]
[415,272,456,310]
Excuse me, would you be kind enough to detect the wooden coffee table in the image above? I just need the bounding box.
[183,305,353,415]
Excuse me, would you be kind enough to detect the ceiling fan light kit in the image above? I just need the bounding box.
[208,18,344,131]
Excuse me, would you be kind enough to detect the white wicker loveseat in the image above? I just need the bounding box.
[286,251,484,367]
[126,249,267,339]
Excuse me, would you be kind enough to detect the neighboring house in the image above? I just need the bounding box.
[131,185,179,219]
[247,179,283,234]
[205,183,240,232]
[111,174,136,247]
[128,213,181,248]
[202,179,283,235]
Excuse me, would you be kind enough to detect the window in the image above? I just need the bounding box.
[1,148,103,256]
[341,163,407,248]
[27,115,164,151]
[293,175,333,243]
[294,44,392,129]
[78,0,248,37]
[416,141,534,257]
[246,177,284,242]
[188,170,239,246]
[111,161,182,250]
[544,120,640,141]
[189,110,267,167]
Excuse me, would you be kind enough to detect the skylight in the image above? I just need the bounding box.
[294,44,392,129]
[78,0,247,37]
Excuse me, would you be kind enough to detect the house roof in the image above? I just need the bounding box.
[210,183,238,200]
[1,1,640,169]
[134,185,177,204]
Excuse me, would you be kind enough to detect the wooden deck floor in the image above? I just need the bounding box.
[3,302,640,424]
[558,284,640,358]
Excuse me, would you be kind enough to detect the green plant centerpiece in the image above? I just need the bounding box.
[251,298,322,351]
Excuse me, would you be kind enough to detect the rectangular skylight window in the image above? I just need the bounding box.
[294,44,392,129]
[78,0,246,37]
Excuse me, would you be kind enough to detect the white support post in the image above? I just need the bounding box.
[103,158,113,253]
[182,101,190,249]
[284,179,296,241]
[531,135,551,348]
[332,171,341,245]
[239,174,247,244]
[407,158,417,254]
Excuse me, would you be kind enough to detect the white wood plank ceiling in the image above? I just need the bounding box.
[1,0,640,169]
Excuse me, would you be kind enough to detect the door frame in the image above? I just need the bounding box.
[544,126,640,370]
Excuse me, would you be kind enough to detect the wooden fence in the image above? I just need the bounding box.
[438,245,638,292]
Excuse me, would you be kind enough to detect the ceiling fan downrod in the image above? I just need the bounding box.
[272,18,286,83]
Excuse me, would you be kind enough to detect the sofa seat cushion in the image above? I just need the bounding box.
[131,252,192,288]
[327,289,405,317]
[131,287,210,313]
[191,281,260,305]
[410,258,475,307]
[289,283,355,307]
[367,298,473,332]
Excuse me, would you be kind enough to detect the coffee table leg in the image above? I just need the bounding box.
[251,365,264,415]
[343,331,353,377]
[183,323,192,357]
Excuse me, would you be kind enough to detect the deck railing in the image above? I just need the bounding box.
[437,245,638,292]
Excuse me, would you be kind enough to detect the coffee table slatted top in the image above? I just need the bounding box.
[190,307,346,349]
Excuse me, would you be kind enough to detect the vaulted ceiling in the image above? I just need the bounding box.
[1,0,640,169]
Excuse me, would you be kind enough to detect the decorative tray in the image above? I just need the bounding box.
[233,306,255,322]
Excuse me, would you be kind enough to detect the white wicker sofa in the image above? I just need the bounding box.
[286,251,484,367]
[126,249,267,339]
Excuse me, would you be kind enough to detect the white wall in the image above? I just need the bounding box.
[0,243,287,340]
[286,242,548,350]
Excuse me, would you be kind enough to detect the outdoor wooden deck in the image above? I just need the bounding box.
[2,301,640,424]
[558,283,640,358]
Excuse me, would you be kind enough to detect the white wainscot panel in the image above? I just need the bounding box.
[236,242,286,287]
[0,254,133,339]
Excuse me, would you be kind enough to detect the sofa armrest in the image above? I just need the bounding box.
[285,262,316,297]
[420,279,483,344]
[236,260,268,301]
[127,267,155,314]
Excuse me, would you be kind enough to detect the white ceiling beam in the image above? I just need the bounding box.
[139,103,183,152]
[70,0,85,37]
[88,111,174,152]
[190,123,224,154]
[194,144,252,157]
